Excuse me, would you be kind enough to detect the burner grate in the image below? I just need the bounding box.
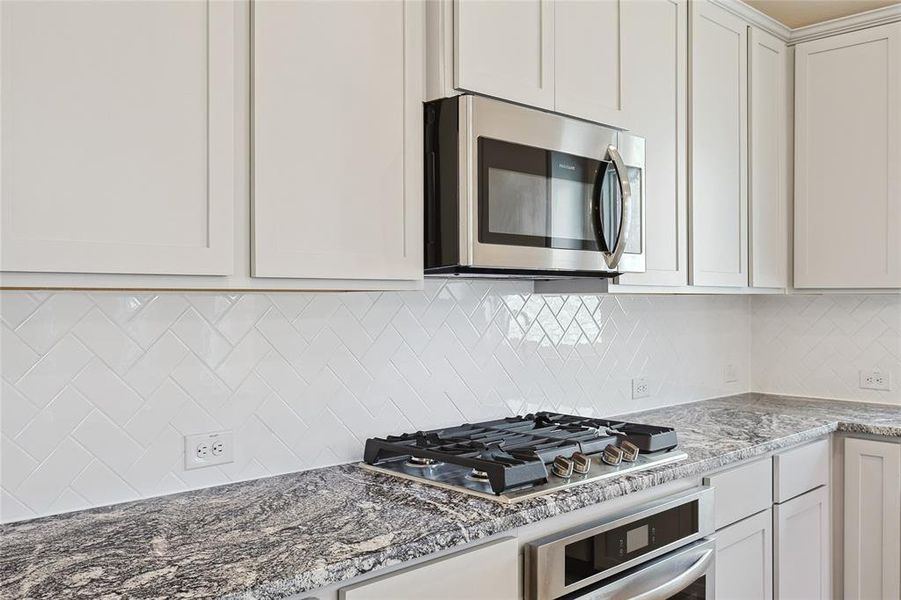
[363,412,678,495]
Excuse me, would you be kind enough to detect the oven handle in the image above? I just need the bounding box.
[592,145,632,270]
[624,548,714,600]
[567,541,715,600]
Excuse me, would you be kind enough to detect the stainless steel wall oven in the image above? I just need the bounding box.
[526,488,715,599]
[425,95,646,278]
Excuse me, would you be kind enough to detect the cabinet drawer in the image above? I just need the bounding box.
[773,438,829,503]
[704,458,773,530]
[339,537,518,600]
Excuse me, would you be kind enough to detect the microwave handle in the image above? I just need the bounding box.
[592,146,633,270]
[571,547,714,600]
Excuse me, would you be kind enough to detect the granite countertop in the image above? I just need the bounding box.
[2,393,900,600]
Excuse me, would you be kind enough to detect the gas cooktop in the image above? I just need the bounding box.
[361,412,687,503]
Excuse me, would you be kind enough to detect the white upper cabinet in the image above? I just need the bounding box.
[454,0,554,110]
[0,0,234,275]
[689,1,749,288]
[615,0,688,287]
[749,28,788,289]
[794,22,901,288]
[252,0,423,280]
[554,0,623,126]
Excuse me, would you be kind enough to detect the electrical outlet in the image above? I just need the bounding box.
[632,377,650,399]
[859,370,891,391]
[185,431,234,470]
[723,363,738,384]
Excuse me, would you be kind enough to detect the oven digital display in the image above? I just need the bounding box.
[626,524,649,553]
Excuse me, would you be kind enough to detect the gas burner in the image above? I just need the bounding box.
[405,456,441,468]
[362,412,684,503]
[467,469,490,482]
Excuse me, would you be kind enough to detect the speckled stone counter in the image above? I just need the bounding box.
[2,393,899,600]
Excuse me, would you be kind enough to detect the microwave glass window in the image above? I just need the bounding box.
[478,138,605,252]
[549,169,594,243]
[487,168,548,237]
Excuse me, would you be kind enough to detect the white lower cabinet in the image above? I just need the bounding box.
[715,509,774,600]
[843,438,901,600]
[338,537,518,600]
[774,486,831,599]
[707,442,833,600]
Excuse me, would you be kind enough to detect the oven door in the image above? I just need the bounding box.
[570,539,716,600]
[460,95,645,274]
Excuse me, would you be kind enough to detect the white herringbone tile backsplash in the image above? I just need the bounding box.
[0,283,751,522]
[751,294,901,404]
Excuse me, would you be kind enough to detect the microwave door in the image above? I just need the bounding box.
[591,146,633,270]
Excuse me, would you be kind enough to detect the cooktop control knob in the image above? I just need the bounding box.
[621,441,640,462]
[552,455,574,478]
[571,452,591,474]
[602,444,624,466]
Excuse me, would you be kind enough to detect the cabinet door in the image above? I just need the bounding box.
[615,0,688,287]
[689,1,748,287]
[844,438,901,600]
[455,0,554,110]
[339,537,518,600]
[794,23,901,288]
[748,28,788,289]
[716,509,773,600]
[774,486,831,600]
[0,1,234,275]
[252,0,422,280]
[554,0,622,126]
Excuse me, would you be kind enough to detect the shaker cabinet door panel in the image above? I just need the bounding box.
[0,0,235,275]
[749,27,788,289]
[455,0,554,110]
[715,509,773,600]
[615,0,688,287]
[689,1,749,288]
[774,486,831,600]
[843,438,901,600]
[794,23,901,288]
[554,0,623,126]
[252,0,422,280]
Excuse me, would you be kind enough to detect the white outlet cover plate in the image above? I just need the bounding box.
[859,370,891,391]
[185,430,234,470]
[632,377,650,399]
[723,364,738,384]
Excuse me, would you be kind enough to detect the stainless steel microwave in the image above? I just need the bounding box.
[424,95,645,278]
